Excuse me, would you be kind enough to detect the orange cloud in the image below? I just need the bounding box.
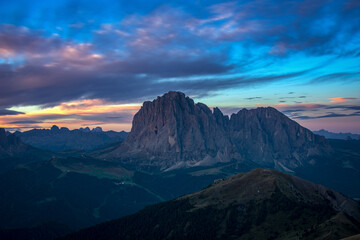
[329,97,356,103]
[274,103,325,110]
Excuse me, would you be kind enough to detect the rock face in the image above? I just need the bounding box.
[118,92,232,168]
[111,92,331,171]
[60,169,360,240]
[229,107,329,170]
[0,128,27,158]
[0,128,55,173]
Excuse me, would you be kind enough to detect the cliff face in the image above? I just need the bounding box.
[119,92,232,168]
[0,128,27,158]
[110,92,331,171]
[228,107,330,169]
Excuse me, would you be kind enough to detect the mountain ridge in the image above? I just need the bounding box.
[106,91,332,172]
[0,128,54,172]
[313,129,360,140]
[14,126,128,151]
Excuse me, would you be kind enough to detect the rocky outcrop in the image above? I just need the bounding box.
[0,128,28,158]
[117,92,232,168]
[228,107,330,169]
[109,92,332,171]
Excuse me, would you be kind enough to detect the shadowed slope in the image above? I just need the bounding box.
[60,169,360,240]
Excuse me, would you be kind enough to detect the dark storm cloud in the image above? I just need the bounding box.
[244,97,262,100]
[294,112,360,120]
[5,126,43,131]
[280,103,360,121]
[0,108,24,116]
[280,104,360,113]
[326,105,360,111]
[9,120,42,124]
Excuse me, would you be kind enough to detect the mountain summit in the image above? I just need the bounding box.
[0,128,27,158]
[108,92,331,171]
[116,91,231,168]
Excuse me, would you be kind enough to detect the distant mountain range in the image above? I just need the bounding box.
[313,129,360,140]
[105,91,332,173]
[14,126,128,151]
[0,128,54,173]
[60,168,360,240]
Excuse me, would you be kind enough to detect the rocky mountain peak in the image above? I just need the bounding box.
[109,92,332,171]
[0,128,30,159]
[115,91,231,168]
[92,127,103,133]
[51,125,60,132]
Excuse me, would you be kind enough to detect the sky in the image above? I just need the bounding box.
[0,0,359,133]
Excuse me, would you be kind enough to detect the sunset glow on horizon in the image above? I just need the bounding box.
[0,99,140,132]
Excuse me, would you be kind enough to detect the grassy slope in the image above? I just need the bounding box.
[59,169,360,240]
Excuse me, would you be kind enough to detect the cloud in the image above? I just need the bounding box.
[9,120,42,124]
[244,97,262,100]
[276,102,360,124]
[294,112,360,120]
[326,105,360,111]
[0,108,24,115]
[0,24,63,59]
[311,72,360,83]
[5,126,44,131]
[0,100,139,132]
[278,103,327,112]
[278,102,360,113]
[329,97,357,103]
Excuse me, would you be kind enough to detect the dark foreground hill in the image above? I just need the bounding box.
[60,169,360,240]
[0,156,236,239]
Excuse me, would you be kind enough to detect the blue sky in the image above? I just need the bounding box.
[0,0,359,133]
